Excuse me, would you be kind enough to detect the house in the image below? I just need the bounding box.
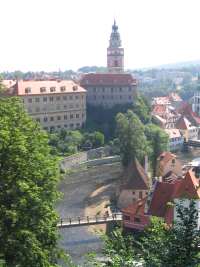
[175,116,199,141]
[168,92,183,108]
[164,128,184,151]
[177,102,200,128]
[4,79,87,131]
[156,151,182,178]
[117,158,149,209]
[122,168,200,231]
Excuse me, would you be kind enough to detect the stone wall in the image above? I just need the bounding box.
[60,146,115,170]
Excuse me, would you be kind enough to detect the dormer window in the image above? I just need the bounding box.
[50,87,56,92]
[40,87,46,93]
[73,85,78,91]
[25,87,31,94]
[60,86,66,92]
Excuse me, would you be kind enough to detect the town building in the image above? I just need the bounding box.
[5,80,86,131]
[80,21,137,108]
[192,91,200,116]
[175,116,199,141]
[117,158,149,209]
[122,168,200,231]
[156,151,182,178]
[164,128,184,152]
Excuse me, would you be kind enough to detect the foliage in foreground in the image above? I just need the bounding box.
[0,97,64,266]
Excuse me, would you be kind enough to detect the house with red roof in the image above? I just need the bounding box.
[175,115,198,141]
[122,168,200,231]
[156,151,182,178]
[117,158,150,209]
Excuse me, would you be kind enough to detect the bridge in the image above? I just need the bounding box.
[58,213,122,228]
[184,139,200,148]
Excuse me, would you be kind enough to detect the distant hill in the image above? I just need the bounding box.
[152,60,200,70]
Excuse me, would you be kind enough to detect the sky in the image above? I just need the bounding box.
[1,0,200,72]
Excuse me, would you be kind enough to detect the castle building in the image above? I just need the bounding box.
[4,80,86,132]
[80,20,137,108]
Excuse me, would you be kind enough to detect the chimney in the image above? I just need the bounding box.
[144,155,148,175]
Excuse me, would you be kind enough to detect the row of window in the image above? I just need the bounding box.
[44,123,81,131]
[25,85,79,94]
[35,113,82,123]
[170,137,182,142]
[90,95,132,100]
[28,103,83,113]
[24,94,84,103]
[91,87,132,93]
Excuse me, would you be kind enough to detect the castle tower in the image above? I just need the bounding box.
[107,20,124,73]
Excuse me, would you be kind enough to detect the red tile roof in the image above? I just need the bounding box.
[80,73,137,86]
[8,80,86,96]
[175,116,193,130]
[122,169,200,229]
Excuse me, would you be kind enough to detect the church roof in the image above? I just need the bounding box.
[80,73,136,86]
[121,158,149,190]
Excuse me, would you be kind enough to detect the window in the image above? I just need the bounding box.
[50,117,54,121]
[64,124,68,128]
[129,95,132,100]
[70,114,73,119]
[76,114,79,118]
[56,96,60,101]
[134,217,141,223]
[44,117,48,122]
[40,87,46,93]
[111,88,113,93]
[69,95,73,100]
[139,191,143,199]
[63,96,67,100]
[57,116,61,120]
[120,95,122,99]
[57,125,61,129]
[123,215,130,221]
[129,87,132,92]
[49,96,54,102]
[28,98,32,103]
[25,87,31,94]
[70,123,74,128]
[50,87,56,92]
[75,95,79,99]
[60,86,66,92]
[43,97,47,102]
[119,87,122,92]
[35,98,40,102]
[102,88,105,92]
[172,159,175,164]
[64,115,67,120]
[132,191,135,195]
[64,105,67,109]
[76,123,80,127]
[102,95,105,99]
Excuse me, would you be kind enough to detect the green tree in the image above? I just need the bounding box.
[167,200,200,267]
[0,97,63,266]
[145,123,169,176]
[132,95,151,124]
[116,110,149,166]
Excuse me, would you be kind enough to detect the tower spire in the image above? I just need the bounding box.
[107,20,124,73]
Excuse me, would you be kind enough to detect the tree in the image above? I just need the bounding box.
[86,228,140,267]
[145,123,169,176]
[116,110,149,166]
[139,200,200,267]
[166,200,200,267]
[0,97,63,266]
[131,95,151,124]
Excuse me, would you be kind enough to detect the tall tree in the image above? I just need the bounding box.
[0,97,63,266]
[145,123,169,176]
[116,110,149,166]
[131,95,151,124]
